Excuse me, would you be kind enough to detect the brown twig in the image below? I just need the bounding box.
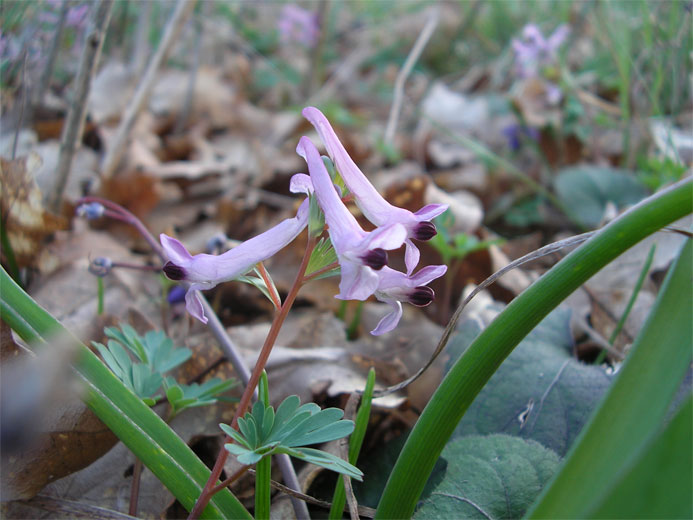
[48,0,114,213]
[101,0,196,179]
[128,458,143,516]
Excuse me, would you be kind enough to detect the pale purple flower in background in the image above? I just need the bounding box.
[512,23,569,79]
[371,264,447,336]
[160,199,309,323]
[302,107,448,275]
[278,4,320,47]
[66,4,89,28]
[296,136,408,301]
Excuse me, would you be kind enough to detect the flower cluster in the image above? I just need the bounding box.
[512,24,569,105]
[161,108,447,335]
[278,4,320,48]
[512,24,569,79]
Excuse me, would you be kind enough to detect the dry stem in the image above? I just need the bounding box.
[48,0,114,213]
[100,0,196,179]
[383,7,439,146]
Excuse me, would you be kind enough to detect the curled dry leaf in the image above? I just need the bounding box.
[0,154,67,269]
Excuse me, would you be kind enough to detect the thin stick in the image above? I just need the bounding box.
[371,231,596,398]
[246,469,377,518]
[11,52,28,160]
[48,0,114,213]
[130,0,152,76]
[101,0,196,179]
[383,8,439,146]
[128,458,143,516]
[174,3,205,135]
[24,495,138,520]
[32,0,70,113]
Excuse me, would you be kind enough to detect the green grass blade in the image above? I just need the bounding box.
[527,238,693,518]
[374,179,692,519]
[587,395,692,519]
[0,267,251,520]
[329,367,376,519]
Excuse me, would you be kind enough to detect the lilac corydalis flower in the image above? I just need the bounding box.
[512,24,569,79]
[278,4,320,47]
[296,136,408,301]
[371,264,447,336]
[160,199,309,323]
[302,107,448,275]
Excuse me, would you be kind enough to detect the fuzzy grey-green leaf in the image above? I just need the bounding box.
[414,435,560,519]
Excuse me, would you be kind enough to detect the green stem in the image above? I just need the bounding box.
[374,179,691,519]
[346,301,363,340]
[329,367,376,519]
[594,243,655,365]
[255,371,271,519]
[97,277,105,315]
[255,455,272,520]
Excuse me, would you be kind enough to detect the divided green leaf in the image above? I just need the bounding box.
[221,395,362,480]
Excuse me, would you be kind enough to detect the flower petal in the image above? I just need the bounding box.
[303,106,396,225]
[185,285,208,324]
[371,299,403,336]
[160,234,194,265]
[337,261,380,301]
[413,203,448,220]
[404,239,420,276]
[290,173,313,195]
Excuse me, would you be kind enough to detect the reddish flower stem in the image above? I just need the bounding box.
[187,236,318,520]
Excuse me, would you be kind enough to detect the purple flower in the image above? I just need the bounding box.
[66,5,89,28]
[160,199,309,323]
[502,124,540,151]
[296,136,408,301]
[371,264,447,335]
[512,24,569,78]
[278,4,320,47]
[302,107,447,275]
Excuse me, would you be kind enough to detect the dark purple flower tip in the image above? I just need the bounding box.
[413,221,437,241]
[163,261,186,280]
[361,248,388,270]
[408,286,435,307]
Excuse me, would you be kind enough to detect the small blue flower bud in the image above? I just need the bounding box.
[89,257,112,277]
[76,202,105,220]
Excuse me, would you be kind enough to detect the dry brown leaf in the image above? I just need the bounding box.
[0,154,67,268]
[0,341,117,501]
